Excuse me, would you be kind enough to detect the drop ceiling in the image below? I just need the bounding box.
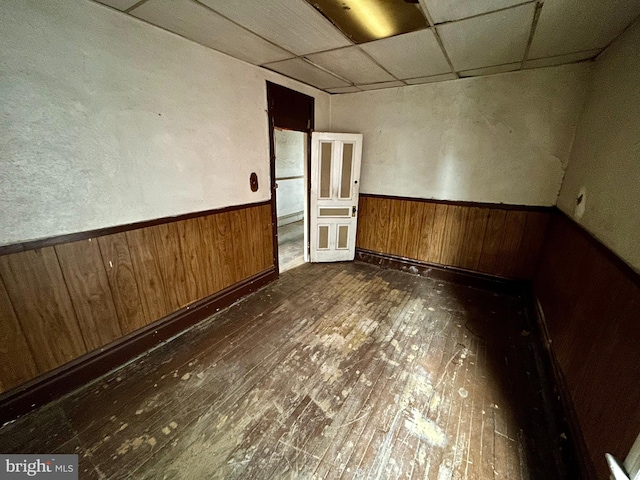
[95,0,640,93]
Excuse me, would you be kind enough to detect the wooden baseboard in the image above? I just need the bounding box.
[277,212,304,227]
[0,267,277,424]
[355,248,527,294]
[531,295,598,480]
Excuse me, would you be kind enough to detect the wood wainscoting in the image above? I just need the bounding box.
[356,194,552,280]
[534,212,640,480]
[0,202,274,407]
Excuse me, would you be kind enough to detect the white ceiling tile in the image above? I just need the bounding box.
[358,81,406,91]
[524,49,602,69]
[459,62,521,77]
[438,3,535,71]
[528,0,640,59]
[420,0,530,24]
[94,0,140,11]
[263,58,350,89]
[131,0,293,65]
[404,73,458,84]
[360,29,451,79]
[305,47,394,85]
[197,0,352,55]
[326,86,362,94]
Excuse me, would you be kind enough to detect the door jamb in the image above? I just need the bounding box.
[266,82,315,275]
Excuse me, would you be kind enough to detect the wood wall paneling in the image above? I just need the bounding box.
[149,223,190,310]
[534,213,640,480]
[195,215,224,295]
[476,209,507,274]
[386,199,409,257]
[0,279,39,393]
[0,203,275,400]
[427,203,448,264]
[0,248,87,372]
[259,204,274,271]
[458,207,490,272]
[494,210,527,278]
[246,205,266,274]
[125,227,173,321]
[55,239,123,351]
[513,212,550,279]
[400,200,422,260]
[372,196,391,254]
[415,201,436,261]
[213,212,237,289]
[176,218,209,304]
[230,209,251,283]
[97,233,150,335]
[441,204,469,267]
[354,195,373,252]
[356,195,551,280]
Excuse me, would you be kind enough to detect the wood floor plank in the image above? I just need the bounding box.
[478,344,497,480]
[120,267,378,479]
[0,262,578,480]
[68,266,336,468]
[330,289,423,478]
[304,280,416,479]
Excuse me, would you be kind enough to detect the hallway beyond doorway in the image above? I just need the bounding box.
[278,220,304,272]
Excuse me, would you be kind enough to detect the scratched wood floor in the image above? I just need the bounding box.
[0,262,575,479]
[278,220,305,273]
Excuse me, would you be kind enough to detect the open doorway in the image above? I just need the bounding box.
[266,82,314,275]
[275,128,307,272]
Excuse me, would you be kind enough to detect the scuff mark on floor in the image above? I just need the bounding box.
[405,409,446,448]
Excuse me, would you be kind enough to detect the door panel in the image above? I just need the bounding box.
[310,132,363,262]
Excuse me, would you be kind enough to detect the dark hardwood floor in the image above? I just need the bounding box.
[278,220,304,273]
[0,262,575,479]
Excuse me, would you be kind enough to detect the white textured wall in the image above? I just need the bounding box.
[0,0,329,246]
[557,19,640,273]
[275,129,305,219]
[330,64,591,206]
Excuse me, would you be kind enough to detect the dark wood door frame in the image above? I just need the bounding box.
[266,81,315,274]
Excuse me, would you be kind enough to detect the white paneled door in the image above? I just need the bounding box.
[310,132,363,262]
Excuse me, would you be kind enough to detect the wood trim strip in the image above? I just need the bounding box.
[0,266,277,424]
[355,248,527,294]
[360,193,555,212]
[0,200,272,257]
[531,295,598,480]
[275,175,304,181]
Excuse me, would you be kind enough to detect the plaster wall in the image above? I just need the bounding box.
[275,129,305,220]
[557,18,640,273]
[330,64,591,206]
[0,0,329,246]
